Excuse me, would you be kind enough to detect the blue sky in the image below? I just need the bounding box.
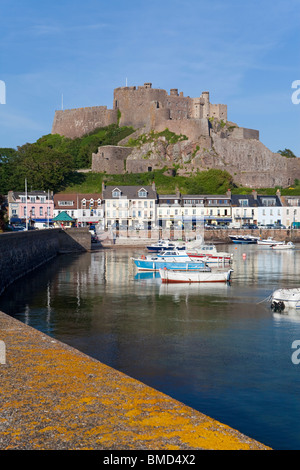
[0,0,299,156]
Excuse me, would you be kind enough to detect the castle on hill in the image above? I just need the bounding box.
[52,82,232,140]
[51,82,300,188]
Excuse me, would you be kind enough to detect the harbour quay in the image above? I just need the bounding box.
[0,310,270,450]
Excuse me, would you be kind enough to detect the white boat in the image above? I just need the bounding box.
[257,237,284,246]
[271,288,300,311]
[271,242,295,250]
[186,243,233,264]
[159,267,233,284]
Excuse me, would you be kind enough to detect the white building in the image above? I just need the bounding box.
[102,183,157,229]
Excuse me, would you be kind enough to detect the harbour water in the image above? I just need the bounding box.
[1,243,300,450]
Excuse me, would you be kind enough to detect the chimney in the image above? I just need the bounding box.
[152,180,156,192]
[226,189,231,199]
[252,190,257,200]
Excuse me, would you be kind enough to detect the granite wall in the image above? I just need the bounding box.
[52,107,118,139]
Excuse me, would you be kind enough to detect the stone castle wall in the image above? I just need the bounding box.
[52,83,228,140]
[92,146,132,174]
[52,107,118,139]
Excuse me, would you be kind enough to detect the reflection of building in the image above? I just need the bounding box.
[53,193,103,227]
[102,183,157,229]
[8,190,54,228]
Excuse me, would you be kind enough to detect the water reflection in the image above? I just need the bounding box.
[1,244,300,450]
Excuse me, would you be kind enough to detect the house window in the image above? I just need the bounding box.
[21,196,26,203]
[138,190,147,198]
[58,200,73,206]
[239,199,248,206]
[112,190,121,198]
[39,207,43,216]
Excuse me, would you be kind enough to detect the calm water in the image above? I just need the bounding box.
[1,243,300,450]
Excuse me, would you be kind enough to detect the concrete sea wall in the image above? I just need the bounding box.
[0,310,270,450]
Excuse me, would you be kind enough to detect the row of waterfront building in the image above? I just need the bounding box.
[7,183,300,230]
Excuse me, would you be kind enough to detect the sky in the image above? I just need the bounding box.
[0,0,299,156]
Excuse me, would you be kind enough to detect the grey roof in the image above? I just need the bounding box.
[13,190,49,199]
[102,185,157,200]
[230,194,259,207]
[256,195,282,207]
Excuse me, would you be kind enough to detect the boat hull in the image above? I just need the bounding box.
[159,268,233,283]
[271,288,300,310]
[229,235,259,244]
[271,243,295,250]
[134,259,208,271]
[187,253,232,264]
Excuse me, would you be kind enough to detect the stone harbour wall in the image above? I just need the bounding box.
[0,228,90,295]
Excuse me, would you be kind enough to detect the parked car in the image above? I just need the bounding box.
[242,224,258,229]
[91,234,99,243]
[274,224,286,229]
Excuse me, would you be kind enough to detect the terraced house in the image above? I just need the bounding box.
[102,183,157,229]
[53,193,103,228]
[157,192,232,229]
[8,190,54,229]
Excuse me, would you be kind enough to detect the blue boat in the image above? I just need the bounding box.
[146,239,186,252]
[132,249,209,272]
[229,234,259,244]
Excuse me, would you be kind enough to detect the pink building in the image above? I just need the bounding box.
[8,190,54,229]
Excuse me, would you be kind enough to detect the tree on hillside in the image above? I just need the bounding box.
[12,143,73,192]
[278,148,297,158]
[0,148,19,194]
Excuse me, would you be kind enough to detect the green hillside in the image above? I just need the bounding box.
[1,124,299,196]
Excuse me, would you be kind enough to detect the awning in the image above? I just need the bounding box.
[52,211,75,222]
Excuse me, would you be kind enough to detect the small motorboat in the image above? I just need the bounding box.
[271,288,300,311]
[132,249,208,271]
[271,242,295,250]
[257,237,284,246]
[159,267,233,284]
[186,243,233,264]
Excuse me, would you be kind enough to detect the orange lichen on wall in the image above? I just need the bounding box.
[0,311,271,450]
